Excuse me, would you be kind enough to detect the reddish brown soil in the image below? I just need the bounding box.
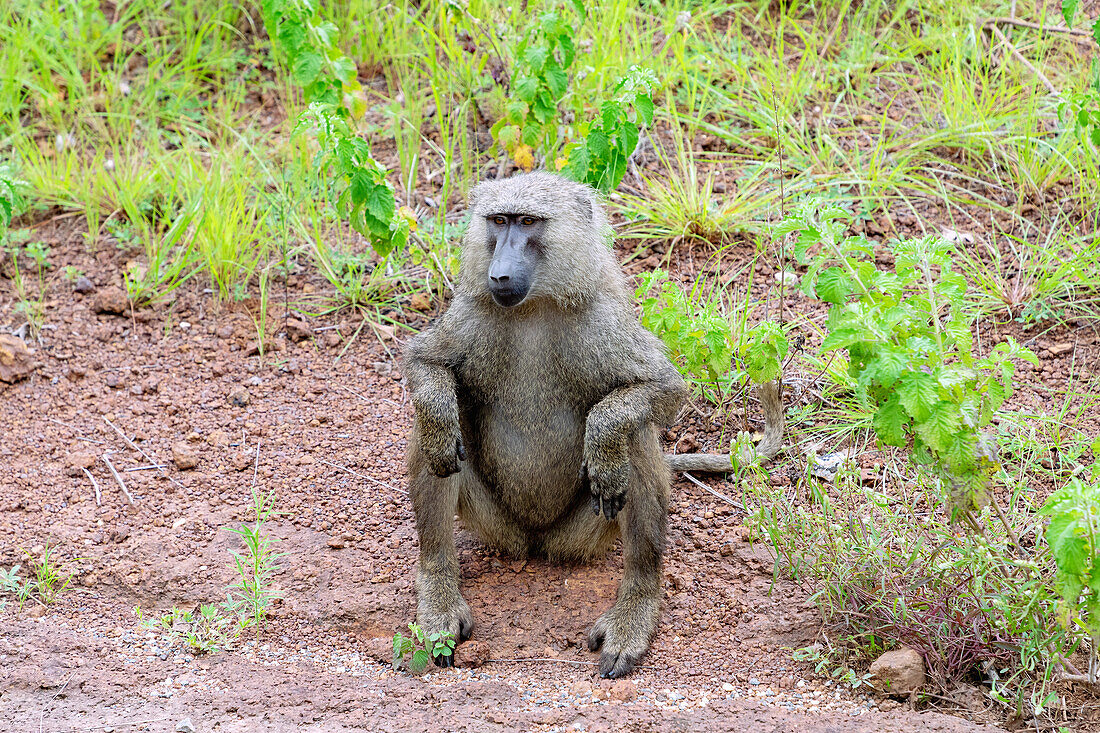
[3,211,1092,732]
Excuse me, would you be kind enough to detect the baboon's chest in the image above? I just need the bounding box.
[455,321,608,523]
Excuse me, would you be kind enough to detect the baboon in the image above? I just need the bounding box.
[404,172,782,678]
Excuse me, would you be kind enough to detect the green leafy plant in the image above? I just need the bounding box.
[0,545,74,609]
[1059,0,1100,150]
[140,603,240,654]
[781,201,1038,512]
[392,623,456,674]
[263,0,409,256]
[739,320,788,385]
[1041,470,1100,683]
[636,269,737,404]
[294,105,411,256]
[563,67,656,192]
[225,484,285,636]
[0,163,23,236]
[491,3,585,168]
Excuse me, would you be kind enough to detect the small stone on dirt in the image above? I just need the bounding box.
[65,452,97,476]
[410,292,432,311]
[1050,342,1074,356]
[176,719,196,733]
[0,334,35,383]
[869,647,926,696]
[73,276,96,293]
[285,318,312,342]
[105,372,123,389]
[172,442,200,470]
[206,430,229,448]
[92,286,128,315]
[456,639,490,668]
[327,536,346,550]
[230,451,252,471]
[609,679,637,702]
[227,385,250,407]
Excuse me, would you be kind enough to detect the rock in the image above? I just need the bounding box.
[227,386,250,407]
[869,647,926,696]
[65,452,97,477]
[105,372,123,389]
[172,442,200,470]
[73,276,96,293]
[1050,342,1074,356]
[609,679,637,702]
[323,332,341,349]
[285,318,312,343]
[456,640,490,668]
[327,536,346,550]
[0,335,35,383]
[92,286,128,315]
[205,430,229,448]
[410,292,432,311]
[774,270,799,286]
[230,451,252,471]
[176,719,196,733]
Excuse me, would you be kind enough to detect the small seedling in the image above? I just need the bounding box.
[225,484,285,636]
[392,623,456,673]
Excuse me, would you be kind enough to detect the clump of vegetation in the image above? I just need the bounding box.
[392,623,456,674]
[144,485,283,653]
[0,545,75,610]
[781,201,1037,513]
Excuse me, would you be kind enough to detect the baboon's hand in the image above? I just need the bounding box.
[424,434,466,478]
[581,460,630,520]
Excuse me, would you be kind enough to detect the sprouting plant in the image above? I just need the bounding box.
[780,200,1038,513]
[62,264,83,282]
[1041,470,1100,683]
[636,269,738,404]
[562,66,656,192]
[225,484,285,637]
[141,603,240,654]
[1,545,75,609]
[491,2,586,168]
[392,623,456,674]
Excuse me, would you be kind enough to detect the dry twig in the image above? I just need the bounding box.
[100,453,134,505]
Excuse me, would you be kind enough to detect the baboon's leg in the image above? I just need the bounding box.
[586,425,669,678]
[410,444,474,667]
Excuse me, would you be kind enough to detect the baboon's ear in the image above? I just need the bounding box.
[574,191,593,223]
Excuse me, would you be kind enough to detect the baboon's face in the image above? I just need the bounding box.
[484,213,546,308]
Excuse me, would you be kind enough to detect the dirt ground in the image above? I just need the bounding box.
[2,210,1094,732]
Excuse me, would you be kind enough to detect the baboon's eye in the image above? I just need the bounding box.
[521,216,536,226]
[492,216,506,226]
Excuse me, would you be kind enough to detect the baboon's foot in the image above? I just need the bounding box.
[416,582,474,668]
[586,597,659,678]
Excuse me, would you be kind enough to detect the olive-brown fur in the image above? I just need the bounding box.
[404,172,687,678]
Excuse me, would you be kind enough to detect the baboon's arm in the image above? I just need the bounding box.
[583,362,686,519]
[405,322,467,477]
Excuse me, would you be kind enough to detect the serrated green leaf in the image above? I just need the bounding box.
[897,371,938,421]
[873,395,909,447]
[291,51,324,86]
[634,93,654,126]
[410,648,431,673]
[820,327,863,352]
[815,267,852,304]
[913,400,959,453]
[545,62,567,98]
